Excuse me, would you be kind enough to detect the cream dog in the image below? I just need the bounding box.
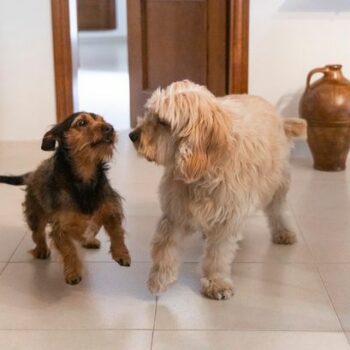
[129,80,306,300]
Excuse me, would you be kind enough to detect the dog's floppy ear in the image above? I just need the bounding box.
[175,119,230,183]
[41,130,57,151]
[41,113,80,151]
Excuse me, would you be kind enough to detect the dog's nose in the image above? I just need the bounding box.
[103,124,114,134]
[129,130,139,143]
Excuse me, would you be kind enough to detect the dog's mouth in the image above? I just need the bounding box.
[91,137,115,147]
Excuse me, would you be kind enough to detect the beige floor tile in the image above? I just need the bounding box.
[0,186,25,218]
[346,332,350,345]
[319,264,350,331]
[0,264,6,275]
[155,263,341,331]
[236,216,313,263]
[0,262,155,330]
[297,215,350,263]
[0,221,25,262]
[288,178,350,220]
[153,331,350,350]
[0,330,152,350]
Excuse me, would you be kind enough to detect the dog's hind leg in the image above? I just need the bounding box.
[264,174,297,245]
[24,193,50,259]
[30,223,50,259]
[148,216,184,295]
[200,223,240,300]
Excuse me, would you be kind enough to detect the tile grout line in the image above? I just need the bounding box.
[317,266,349,340]
[288,199,317,265]
[0,231,27,276]
[0,328,346,333]
[150,295,158,350]
[289,201,347,338]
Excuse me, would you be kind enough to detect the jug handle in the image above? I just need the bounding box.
[306,67,328,89]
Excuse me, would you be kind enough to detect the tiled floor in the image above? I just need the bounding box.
[0,134,349,349]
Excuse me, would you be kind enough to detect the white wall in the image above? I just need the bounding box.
[249,0,350,118]
[0,0,56,141]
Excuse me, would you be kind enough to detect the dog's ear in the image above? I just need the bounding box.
[41,113,80,151]
[175,111,230,183]
[175,139,209,183]
[41,130,57,151]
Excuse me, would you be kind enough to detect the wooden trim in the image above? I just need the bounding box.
[51,0,78,122]
[127,0,143,128]
[229,0,249,94]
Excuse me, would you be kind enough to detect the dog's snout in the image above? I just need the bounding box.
[129,130,139,143]
[103,123,114,135]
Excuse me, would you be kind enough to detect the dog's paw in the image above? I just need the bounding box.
[272,230,297,245]
[30,247,51,260]
[148,266,177,295]
[115,256,131,267]
[112,250,131,267]
[65,273,82,285]
[82,238,101,249]
[201,277,234,300]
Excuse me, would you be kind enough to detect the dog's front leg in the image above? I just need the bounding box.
[51,223,83,285]
[148,216,183,295]
[200,223,241,300]
[103,211,131,267]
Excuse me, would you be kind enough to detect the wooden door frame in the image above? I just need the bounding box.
[51,0,78,122]
[229,0,249,94]
[51,0,249,122]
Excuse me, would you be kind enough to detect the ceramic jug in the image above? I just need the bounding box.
[299,64,350,171]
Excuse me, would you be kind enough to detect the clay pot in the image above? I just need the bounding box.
[299,64,350,171]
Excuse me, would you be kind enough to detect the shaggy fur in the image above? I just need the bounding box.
[0,112,130,285]
[129,80,306,300]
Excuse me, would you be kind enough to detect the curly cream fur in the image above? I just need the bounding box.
[131,80,300,300]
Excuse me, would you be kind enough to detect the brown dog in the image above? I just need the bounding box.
[0,112,130,284]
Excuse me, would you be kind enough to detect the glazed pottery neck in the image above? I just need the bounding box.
[306,64,349,89]
[323,65,345,81]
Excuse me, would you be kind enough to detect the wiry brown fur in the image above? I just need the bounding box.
[2,112,130,285]
[130,80,305,300]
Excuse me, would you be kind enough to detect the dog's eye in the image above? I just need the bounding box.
[77,119,87,127]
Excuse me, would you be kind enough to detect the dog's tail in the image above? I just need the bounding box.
[0,173,31,186]
[283,118,307,139]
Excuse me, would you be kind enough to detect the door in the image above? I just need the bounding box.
[77,0,116,31]
[51,0,248,123]
[127,0,228,126]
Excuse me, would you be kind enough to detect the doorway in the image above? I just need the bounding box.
[77,0,130,130]
[51,0,250,126]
